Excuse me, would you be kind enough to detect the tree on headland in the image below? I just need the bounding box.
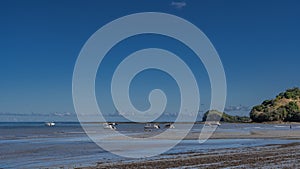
[202,110,250,123]
[250,87,300,122]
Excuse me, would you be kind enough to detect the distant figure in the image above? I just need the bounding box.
[290,125,292,129]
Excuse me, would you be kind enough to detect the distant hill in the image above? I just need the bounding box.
[202,110,251,123]
[250,87,300,122]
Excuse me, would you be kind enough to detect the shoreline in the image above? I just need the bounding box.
[2,122,300,168]
[101,129,300,140]
[1,121,300,125]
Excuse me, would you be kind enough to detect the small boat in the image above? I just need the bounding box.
[45,122,55,127]
[205,121,221,127]
[103,123,116,130]
[164,123,175,129]
[153,124,160,129]
[144,123,160,132]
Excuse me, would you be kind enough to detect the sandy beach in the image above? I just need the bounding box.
[77,127,300,169]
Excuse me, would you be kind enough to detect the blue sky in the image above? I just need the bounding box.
[0,0,300,121]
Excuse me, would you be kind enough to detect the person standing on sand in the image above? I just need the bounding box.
[290,125,292,129]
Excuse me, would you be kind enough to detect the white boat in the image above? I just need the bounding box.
[108,122,118,126]
[153,124,160,129]
[144,123,160,131]
[205,121,221,127]
[103,123,116,130]
[45,122,55,126]
[164,123,175,129]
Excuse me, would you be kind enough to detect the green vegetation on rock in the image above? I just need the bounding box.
[202,110,251,123]
[250,87,300,122]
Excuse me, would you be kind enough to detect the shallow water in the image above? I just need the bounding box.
[0,122,300,168]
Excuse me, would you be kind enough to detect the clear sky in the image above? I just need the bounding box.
[0,0,300,121]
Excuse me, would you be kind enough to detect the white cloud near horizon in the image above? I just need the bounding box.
[171,1,187,9]
[224,105,251,113]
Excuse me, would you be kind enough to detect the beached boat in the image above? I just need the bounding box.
[144,123,160,131]
[45,122,55,127]
[164,123,175,129]
[103,123,116,130]
[205,121,221,127]
[108,122,118,126]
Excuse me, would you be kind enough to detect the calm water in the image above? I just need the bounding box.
[0,122,300,168]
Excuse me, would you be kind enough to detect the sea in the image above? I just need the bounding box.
[0,122,300,168]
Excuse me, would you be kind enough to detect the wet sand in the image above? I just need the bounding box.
[102,129,300,140]
[81,142,300,169]
[192,129,300,140]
